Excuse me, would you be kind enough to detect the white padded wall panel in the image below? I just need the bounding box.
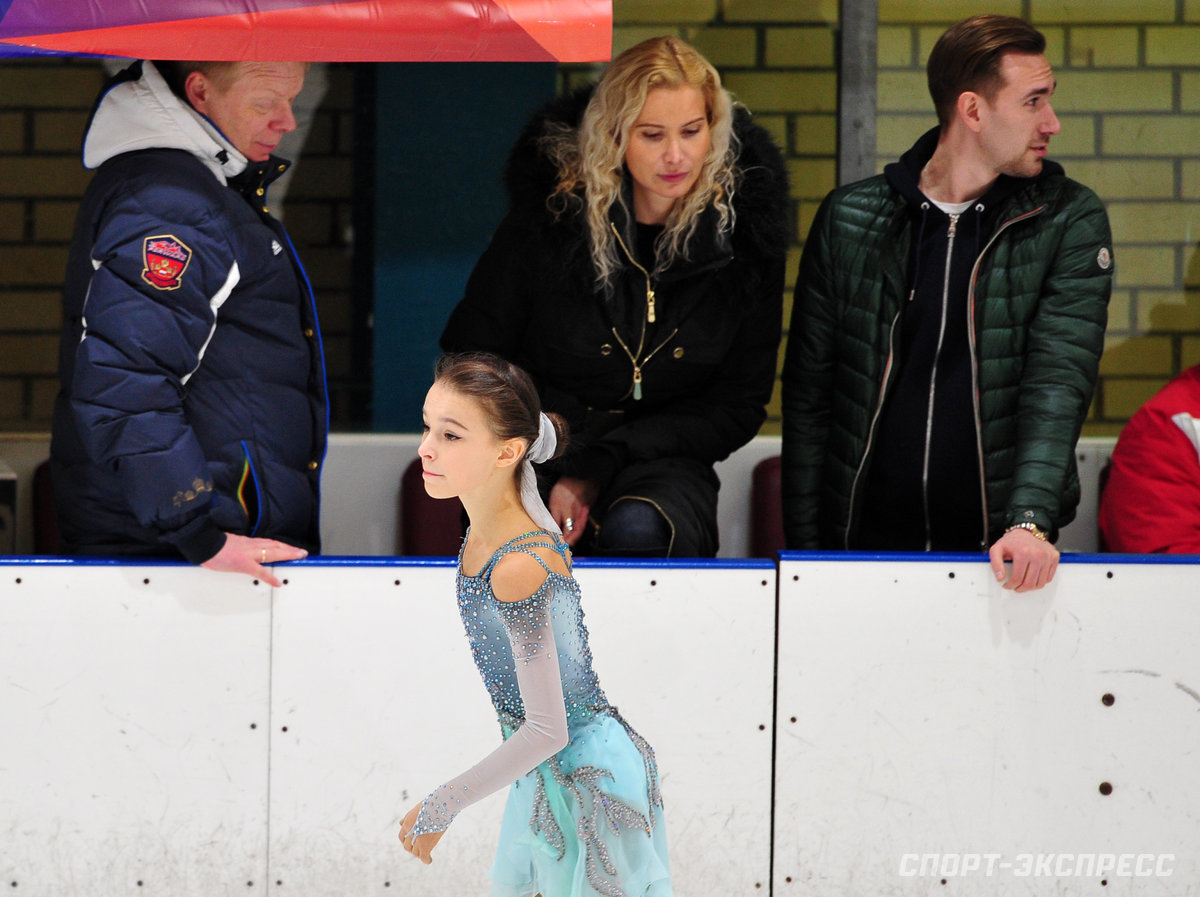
[574,563,777,896]
[6,555,1196,897]
[0,563,271,896]
[266,561,502,896]
[775,556,1200,896]
[264,560,778,897]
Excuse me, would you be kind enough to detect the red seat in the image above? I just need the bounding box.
[398,457,465,555]
[750,454,785,557]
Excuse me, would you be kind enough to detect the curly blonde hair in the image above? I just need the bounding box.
[543,36,738,292]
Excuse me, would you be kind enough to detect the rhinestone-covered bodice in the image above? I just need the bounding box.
[412,530,666,896]
[457,533,610,729]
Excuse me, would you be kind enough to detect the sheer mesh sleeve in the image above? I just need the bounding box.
[411,589,568,836]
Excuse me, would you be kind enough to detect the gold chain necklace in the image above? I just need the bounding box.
[608,223,676,400]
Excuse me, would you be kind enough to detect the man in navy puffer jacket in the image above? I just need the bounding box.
[51,60,328,586]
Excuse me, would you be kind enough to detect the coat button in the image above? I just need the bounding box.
[307,460,319,471]
[600,343,613,356]
[256,187,265,196]
[304,328,314,338]
[673,347,685,359]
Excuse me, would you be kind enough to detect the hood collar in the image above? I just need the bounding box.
[885,126,1065,215]
[83,60,250,183]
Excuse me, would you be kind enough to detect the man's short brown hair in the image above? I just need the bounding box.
[926,15,1046,128]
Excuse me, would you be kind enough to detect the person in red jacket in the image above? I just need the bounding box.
[1099,365,1200,553]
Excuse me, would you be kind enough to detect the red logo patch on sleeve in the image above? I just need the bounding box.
[141,235,193,290]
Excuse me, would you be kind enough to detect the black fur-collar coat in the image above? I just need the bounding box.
[441,87,790,496]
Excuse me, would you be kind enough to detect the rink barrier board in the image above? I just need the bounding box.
[0,557,775,897]
[775,551,1200,897]
[2,553,1197,896]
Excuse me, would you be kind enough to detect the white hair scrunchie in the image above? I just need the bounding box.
[526,411,557,464]
[519,412,561,535]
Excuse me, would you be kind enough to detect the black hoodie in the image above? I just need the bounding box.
[854,128,1063,551]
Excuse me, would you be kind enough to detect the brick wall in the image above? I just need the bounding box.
[0,60,101,431]
[2,3,1197,441]
[876,2,1200,437]
[596,0,1200,439]
[0,59,357,431]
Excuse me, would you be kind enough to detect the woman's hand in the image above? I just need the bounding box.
[398,802,445,864]
[549,477,599,546]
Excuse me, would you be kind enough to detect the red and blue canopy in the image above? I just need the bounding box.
[0,0,611,61]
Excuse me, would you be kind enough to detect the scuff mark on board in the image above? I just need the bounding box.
[1175,682,1200,705]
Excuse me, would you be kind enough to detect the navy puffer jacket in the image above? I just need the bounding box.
[51,62,328,562]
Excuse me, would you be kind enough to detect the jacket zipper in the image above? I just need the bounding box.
[845,308,903,549]
[609,326,678,401]
[847,203,1046,550]
[609,223,677,400]
[611,222,657,322]
[918,213,959,550]
[965,204,1046,544]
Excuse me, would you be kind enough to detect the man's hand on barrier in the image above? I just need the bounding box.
[201,533,307,587]
[989,528,1059,592]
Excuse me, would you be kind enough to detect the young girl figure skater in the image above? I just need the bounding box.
[398,352,672,897]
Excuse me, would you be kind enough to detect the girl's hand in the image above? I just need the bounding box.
[398,802,445,864]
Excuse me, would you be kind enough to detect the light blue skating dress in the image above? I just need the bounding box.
[411,530,672,897]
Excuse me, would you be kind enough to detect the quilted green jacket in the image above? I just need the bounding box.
[782,138,1114,550]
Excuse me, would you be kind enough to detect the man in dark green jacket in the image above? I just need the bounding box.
[781,14,1113,592]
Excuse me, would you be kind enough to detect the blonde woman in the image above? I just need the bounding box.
[442,36,789,558]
